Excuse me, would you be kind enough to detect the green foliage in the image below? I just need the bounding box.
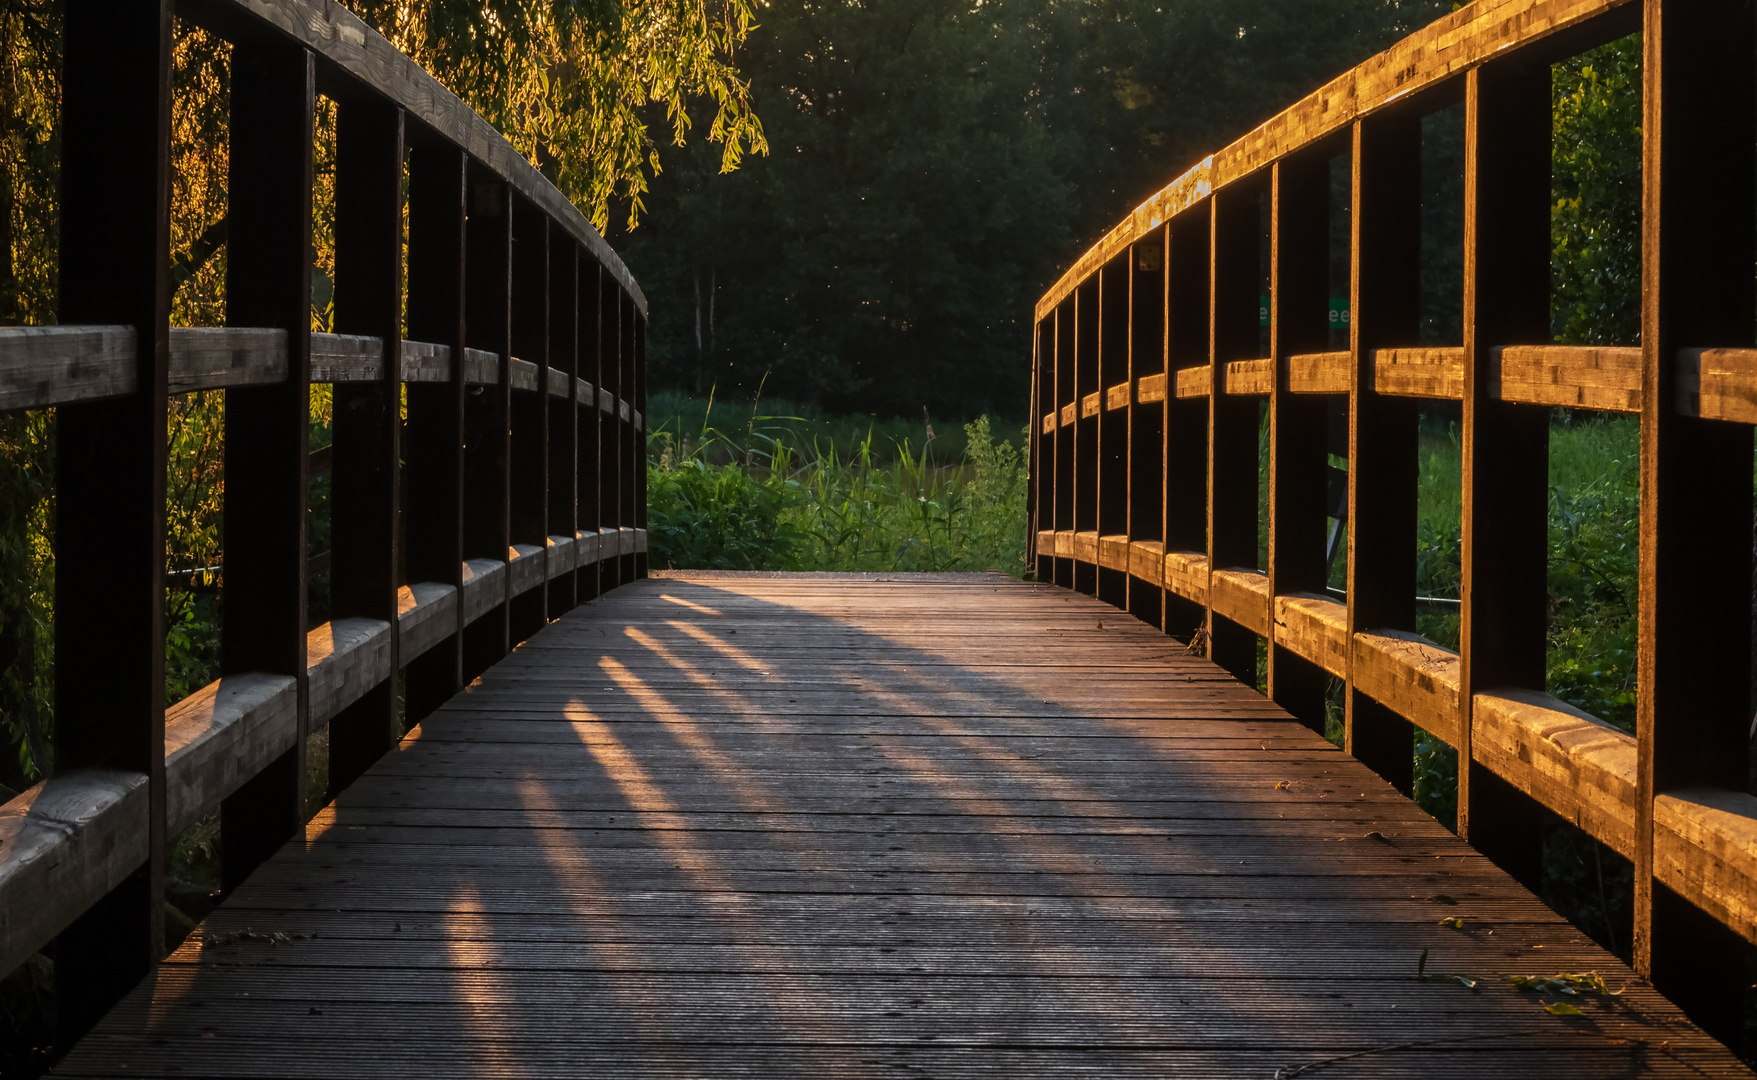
[0,412,50,787]
[1545,415,1639,731]
[1552,34,1642,346]
[647,407,1028,575]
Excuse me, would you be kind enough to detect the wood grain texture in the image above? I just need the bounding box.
[56,574,1748,1078]
[1098,534,1130,573]
[0,769,148,981]
[460,557,508,625]
[546,533,577,578]
[1272,593,1347,678]
[164,673,297,834]
[1351,630,1461,746]
[1105,382,1130,411]
[1175,365,1212,398]
[1223,357,1273,395]
[1654,789,1757,947]
[397,581,458,664]
[1373,347,1464,400]
[463,347,498,385]
[1164,550,1210,605]
[1136,372,1167,404]
[1081,391,1101,419]
[508,542,545,597]
[1073,530,1099,564]
[168,325,288,393]
[1286,350,1350,394]
[1129,540,1165,586]
[1492,345,1641,411]
[306,617,394,729]
[399,339,451,382]
[1209,568,1270,637]
[1473,689,1637,859]
[1676,348,1757,422]
[1036,0,1634,321]
[0,324,135,408]
[309,331,384,382]
[509,357,539,392]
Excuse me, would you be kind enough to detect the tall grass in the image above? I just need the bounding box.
[647,399,1029,575]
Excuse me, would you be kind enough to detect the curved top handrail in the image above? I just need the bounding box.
[186,0,647,315]
[1033,0,1634,321]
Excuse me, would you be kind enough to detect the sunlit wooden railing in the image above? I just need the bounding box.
[1029,0,1757,1045]
[0,0,647,1048]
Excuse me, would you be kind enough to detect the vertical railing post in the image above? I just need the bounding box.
[1127,233,1167,629]
[1267,156,1332,733]
[1208,186,1260,682]
[218,42,314,889]
[620,291,639,581]
[403,145,468,722]
[548,236,580,614]
[510,198,550,640]
[1458,60,1551,888]
[328,98,405,791]
[1073,282,1098,596]
[635,308,648,578]
[598,274,622,590]
[1097,257,1128,609]
[578,266,602,600]
[462,175,512,676]
[52,0,173,1044]
[1346,114,1421,796]
[1165,215,1210,639]
[1636,0,1757,1041]
[1052,302,1074,589]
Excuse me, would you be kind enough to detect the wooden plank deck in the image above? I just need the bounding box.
[57,573,1752,1077]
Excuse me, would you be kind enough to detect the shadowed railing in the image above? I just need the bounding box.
[1029,0,1757,1045]
[0,0,646,1049]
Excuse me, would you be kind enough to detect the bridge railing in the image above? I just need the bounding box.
[1031,0,1757,1043]
[0,0,647,1047]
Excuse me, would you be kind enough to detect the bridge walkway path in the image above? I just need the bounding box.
[56,573,1750,1077]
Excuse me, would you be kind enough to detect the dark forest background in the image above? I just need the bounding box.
[615,0,1454,419]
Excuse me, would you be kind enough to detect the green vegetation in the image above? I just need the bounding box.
[647,405,1029,575]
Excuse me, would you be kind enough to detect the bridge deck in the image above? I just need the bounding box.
[58,573,1750,1077]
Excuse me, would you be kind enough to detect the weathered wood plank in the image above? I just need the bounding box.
[306,617,394,729]
[309,331,384,383]
[398,338,451,382]
[1163,549,1209,605]
[1174,365,1211,398]
[1492,344,1641,412]
[164,673,297,834]
[1286,350,1350,394]
[1654,788,1757,947]
[508,541,545,597]
[1676,347,1757,423]
[1373,347,1464,400]
[1223,357,1273,395]
[0,770,149,980]
[1129,540,1165,585]
[1136,372,1167,404]
[1473,689,1637,859]
[0,324,135,409]
[1209,567,1269,636]
[459,556,507,625]
[1351,629,1461,745]
[55,575,1748,1078]
[1104,382,1130,411]
[509,356,539,392]
[167,325,288,393]
[396,581,457,664]
[1272,592,1347,677]
[1098,534,1130,572]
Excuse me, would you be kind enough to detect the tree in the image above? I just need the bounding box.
[619,0,1454,418]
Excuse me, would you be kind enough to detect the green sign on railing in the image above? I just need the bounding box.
[1259,296,1351,329]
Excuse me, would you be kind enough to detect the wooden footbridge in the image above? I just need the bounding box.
[9,0,1757,1074]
